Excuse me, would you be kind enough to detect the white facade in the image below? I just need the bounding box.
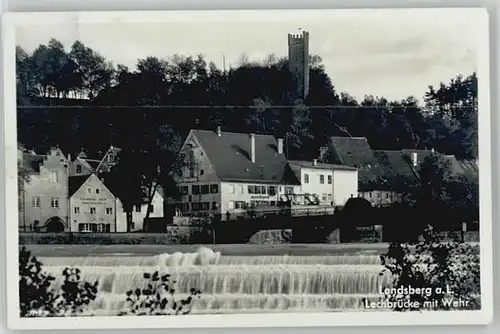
[332,169,358,206]
[292,162,358,207]
[69,174,116,233]
[116,189,164,232]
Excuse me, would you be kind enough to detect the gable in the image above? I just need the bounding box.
[70,174,115,199]
[191,129,300,185]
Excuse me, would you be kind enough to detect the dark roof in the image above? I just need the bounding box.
[22,153,46,173]
[288,160,357,171]
[327,137,385,190]
[192,130,300,185]
[373,150,419,190]
[68,175,90,197]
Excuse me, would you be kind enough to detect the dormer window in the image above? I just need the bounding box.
[108,154,114,162]
[76,165,82,174]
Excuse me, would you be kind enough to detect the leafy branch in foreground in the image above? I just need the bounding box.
[119,271,202,316]
[379,225,480,311]
[19,246,99,317]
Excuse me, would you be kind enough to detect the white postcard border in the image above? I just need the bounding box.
[1,9,493,330]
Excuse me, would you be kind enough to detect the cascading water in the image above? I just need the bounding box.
[38,247,391,315]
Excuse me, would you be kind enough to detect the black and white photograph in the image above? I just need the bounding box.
[2,8,493,329]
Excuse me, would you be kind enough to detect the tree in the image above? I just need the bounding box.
[380,225,480,311]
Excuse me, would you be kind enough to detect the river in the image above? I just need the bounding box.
[27,244,394,315]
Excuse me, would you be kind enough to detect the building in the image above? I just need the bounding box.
[288,30,310,99]
[95,146,121,174]
[169,127,302,219]
[288,159,358,207]
[115,186,165,232]
[68,174,119,232]
[322,136,479,206]
[18,147,70,232]
[69,146,120,177]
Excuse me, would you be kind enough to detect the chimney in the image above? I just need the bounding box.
[67,153,71,162]
[216,126,222,137]
[250,133,256,163]
[277,138,284,154]
[313,159,318,166]
[411,152,418,167]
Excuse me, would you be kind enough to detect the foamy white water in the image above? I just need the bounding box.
[38,247,391,315]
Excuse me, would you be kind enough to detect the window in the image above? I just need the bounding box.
[106,207,113,215]
[386,193,389,199]
[304,174,309,184]
[90,207,96,214]
[148,205,154,213]
[181,186,189,195]
[322,194,327,201]
[248,185,254,194]
[200,169,205,175]
[234,201,246,209]
[238,185,244,194]
[228,184,235,194]
[320,175,325,184]
[260,186,267,194]
[327,175,332,184]
[135,205,141,212]
[32,196,40,208]
[86,188,92,194]
[284,187,294,194]
[50,171,58,183]
[377,193,381,199]
[96,188,100,194]
[97,223,105,233]
[201,185,209,194]
[180,203,190,211]
[201,202,209,210]
[74,207,80,215]
[50,197,59,208]
[130,222,135,230]
[108,154,114,162]
[210,184,219,194]
[212,201,218,210]
[76,165,82,173]
[192,185,200,195]
[268,186,276,196]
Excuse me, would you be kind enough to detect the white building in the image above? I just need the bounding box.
[68,174,118,232]
[168,127,359,220]
[169,127,301,219]
[288,160,358,207]
[115,187,164,232]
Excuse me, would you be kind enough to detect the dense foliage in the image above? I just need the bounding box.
[17,39,477,162]
[19,246,98,316]
[19,247,201,317]
[119,271,201,316]
[379,225,480,311]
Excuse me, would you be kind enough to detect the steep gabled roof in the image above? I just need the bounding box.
[372,150,419,190]
[191,129,300,185]
[327,136,385,190]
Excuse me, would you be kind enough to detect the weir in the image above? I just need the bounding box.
[38,248,391,315]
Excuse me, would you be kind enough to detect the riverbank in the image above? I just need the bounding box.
[23,243,392,257]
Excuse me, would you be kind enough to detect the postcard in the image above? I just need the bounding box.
[2,8,493,330]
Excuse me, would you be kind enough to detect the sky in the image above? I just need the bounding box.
[14,9,486,103]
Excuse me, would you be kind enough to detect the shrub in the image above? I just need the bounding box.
[19,246,98,317]
[119,271,202,316]
[379,225,480,311]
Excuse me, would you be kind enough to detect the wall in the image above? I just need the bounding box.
[68,158,93,177]
[220,181,295,216]
[297,167,334,205]
[332,169,358,207]
[116,189,164,232]
[20,148,69,232]
[360,190,403,206]
[69,174,116,232]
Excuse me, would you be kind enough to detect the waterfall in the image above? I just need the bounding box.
[38,247,390,315]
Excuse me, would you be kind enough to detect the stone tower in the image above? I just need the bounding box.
[288,30,310,99]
